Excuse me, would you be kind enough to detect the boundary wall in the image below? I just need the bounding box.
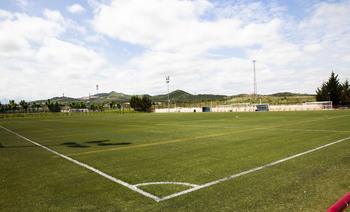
[154,104,330,113]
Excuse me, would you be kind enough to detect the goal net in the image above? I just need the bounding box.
[303,101,332,110]
[69,109,89,113]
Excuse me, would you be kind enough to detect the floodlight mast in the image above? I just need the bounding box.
[166,76,170,113]
[96,84,99,110]
[253,60,257,98]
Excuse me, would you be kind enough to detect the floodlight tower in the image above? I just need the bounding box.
[166,76,170,113]
[253,60,257,98]
[96,84,99,110]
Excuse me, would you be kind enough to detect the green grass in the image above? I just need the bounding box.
[1,110,350,211]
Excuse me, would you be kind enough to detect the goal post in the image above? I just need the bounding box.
[68,108,89,113]
[303,101,332,110]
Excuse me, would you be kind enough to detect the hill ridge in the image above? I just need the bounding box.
[33,90,314,104]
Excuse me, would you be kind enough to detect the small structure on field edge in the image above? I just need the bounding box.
[254,104,269,111]
[202,107,211,112]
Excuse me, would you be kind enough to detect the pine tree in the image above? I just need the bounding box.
[316,72,342,105]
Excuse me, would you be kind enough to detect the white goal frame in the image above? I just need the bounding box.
[68,108,89,113]
[303,101,332,110]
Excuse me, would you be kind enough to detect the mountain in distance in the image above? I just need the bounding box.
[152,90,227,102]
[33,90,315,104]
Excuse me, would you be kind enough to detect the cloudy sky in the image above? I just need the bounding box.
[1,0,350,102]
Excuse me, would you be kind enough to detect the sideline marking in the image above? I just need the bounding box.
[0,126,161,202]
[157,136,350,201]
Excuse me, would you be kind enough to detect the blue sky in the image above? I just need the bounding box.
[1,0,350,102]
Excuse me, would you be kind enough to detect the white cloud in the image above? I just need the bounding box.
[90,0,298,94]
[44,8,65,22]
[92,0,282,54]
[36,38,106,76]
[1,0,350,102]
[67,4,85,14]
[0,11,64,43]
[303,44,323,53]
[0,9,66,59]
[0,37,108,101]
[0,8,108,101]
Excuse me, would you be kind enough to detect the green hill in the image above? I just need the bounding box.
[151,90,227,102]
[32,90,315,105]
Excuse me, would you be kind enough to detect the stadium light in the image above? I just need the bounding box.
[253,60,257,98]
[166,76,170,113]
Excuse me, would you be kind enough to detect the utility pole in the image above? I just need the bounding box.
[253,60,257,98]
[166,76,170,113]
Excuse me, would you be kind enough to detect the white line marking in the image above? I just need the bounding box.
[327,115,350,120]
[262,128,350,133]
[156,123,218,128]
[157,136,350,201]
[2,125,350,202]
[135,182,199,187]
[0,126,162,202]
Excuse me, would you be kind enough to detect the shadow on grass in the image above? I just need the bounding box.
[2,141,131,149]
[85,140,131,146]
[61,142,89,148]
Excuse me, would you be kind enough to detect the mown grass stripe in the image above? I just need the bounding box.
[66,116,336,157]
[30,122,137,139]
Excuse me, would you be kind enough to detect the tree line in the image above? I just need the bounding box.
[4,73,347,114]
[316,72,350,106]
[0,95,153,113]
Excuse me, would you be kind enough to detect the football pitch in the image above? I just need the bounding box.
[1,110,350,211]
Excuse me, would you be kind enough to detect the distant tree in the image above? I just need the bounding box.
[19,100,30,112]
[130,96,141,111]
[116,103,122,113]
[89,103,97,110]
[316,72,342,105]
[59,102,65,110]
[68,101,86,109]
[341,79,350,105]
[9,100,17,113]
[141,95,152,112]
[45,99,52,112]
[130,95,152,112]
[78,102,86,108]
[109,101,115,110]
[98,102,105,111]
[68,101,77,109]
[45,99,61,112]
[32,102,42,112]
